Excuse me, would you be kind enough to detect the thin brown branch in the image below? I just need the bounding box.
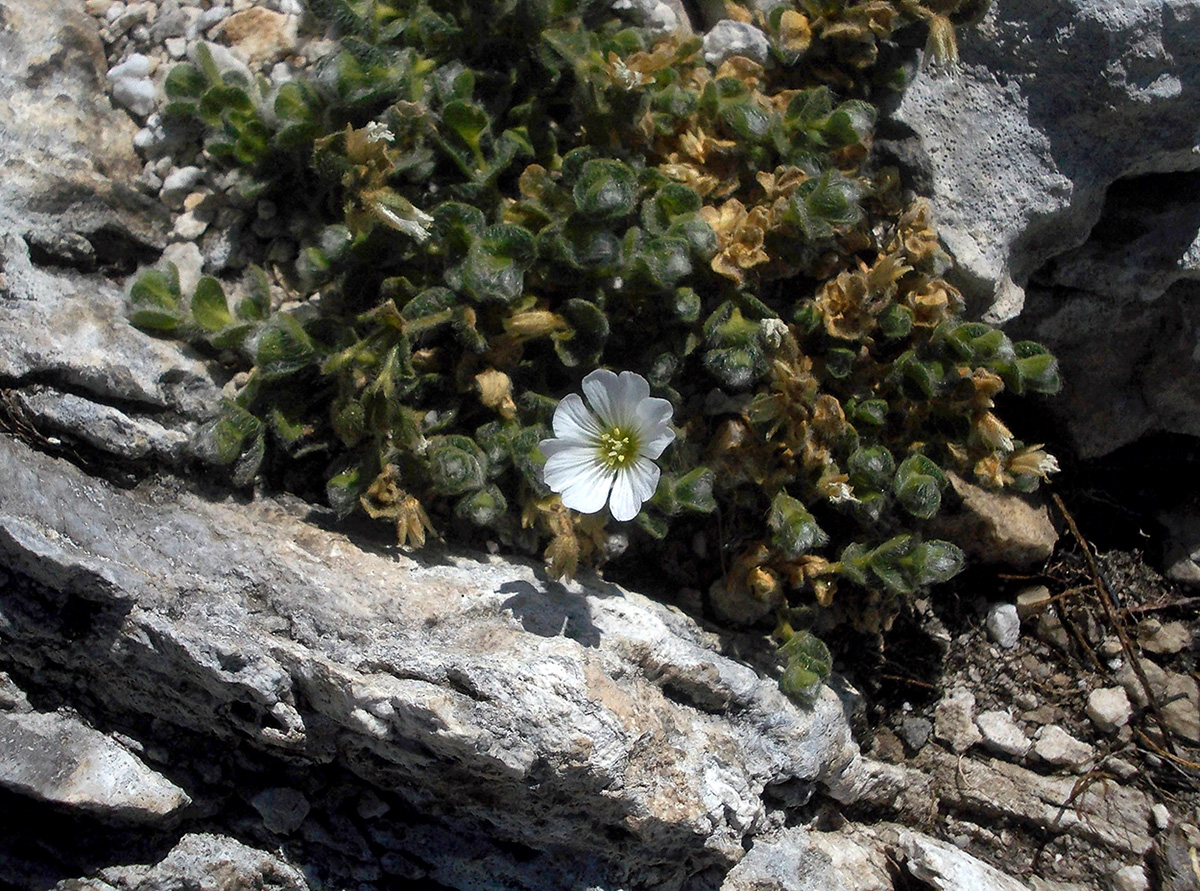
[1051,492,1179,757]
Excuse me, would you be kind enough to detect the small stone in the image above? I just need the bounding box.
[160,242,204,297]
[110,4,150,38]
[1113,864,1149,891]
[1036,610,1070,650]
[1153,803,1171,830]
[250,787,309,835]
[165,37,188,59]
[160,166,204,208]
[219,8,298,66]
[1013,690,1037,711]
[1161,671,1200,744]
[356,790,389,819]
[172,211,210,240]
[135,162,163,194]
[106,53,159,117]
[1116,657,1169,707]
[1015,585,1052,618]
[1138,619,1192,655]
[975,709,1031,758]
[1033,725,1095,770]
[934,687,982,754]
[1105,757,1139,780]
[108,52,153,79]
[1086,687,1132,733]
[198,5,230,32]
[986,602,1021,649]
[702,20,770,66]
[182,189,213,212]
[85,0,115,14]
[870,725,906,762]
[900,716,932,753]
[1098,635,1124,659]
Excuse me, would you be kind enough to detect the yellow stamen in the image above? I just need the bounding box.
[598,427,637,468]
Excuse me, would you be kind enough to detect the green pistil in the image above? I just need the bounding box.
[597,426,638,469]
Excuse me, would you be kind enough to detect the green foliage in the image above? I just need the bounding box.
[130,0,1058,706]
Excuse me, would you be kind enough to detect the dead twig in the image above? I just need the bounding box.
[1051,492,1179,757]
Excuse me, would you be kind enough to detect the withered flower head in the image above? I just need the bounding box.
[701,199,772,285]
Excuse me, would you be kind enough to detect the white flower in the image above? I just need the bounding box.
[539,370,675,522]
[364,121,395,144]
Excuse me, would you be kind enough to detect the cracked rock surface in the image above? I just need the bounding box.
[3,0,1198,889]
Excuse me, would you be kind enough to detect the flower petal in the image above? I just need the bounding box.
[580,368,621,427]
[538,438,575,460]
[608,457,660,521]
[583,369,650,429]
[552,393,602,442]
[543,445,615,515]
[639,426,676,460]
[632,396,676,458]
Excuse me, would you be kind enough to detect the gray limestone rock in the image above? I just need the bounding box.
[899,830,1031,891]
[882,0,1200,324]
[1032,725,1096,771]
[0,709,190,822]
[0,0,168,259]
[934,686,982,753]
[975,710,1031,759]
[720,826,893,891]
[0,433,864,888]
[879,0,1200,458]
[74,833,311,891]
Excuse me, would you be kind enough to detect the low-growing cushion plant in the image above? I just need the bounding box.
[130,0,1058,703]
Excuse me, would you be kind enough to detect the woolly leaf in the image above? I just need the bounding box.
[573,159,637,219]
[191,277,233,332]
[769,493,829,558]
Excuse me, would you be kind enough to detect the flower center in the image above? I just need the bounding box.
[597,426,638,469]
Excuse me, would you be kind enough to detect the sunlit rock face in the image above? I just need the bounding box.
[879,0,1200,457]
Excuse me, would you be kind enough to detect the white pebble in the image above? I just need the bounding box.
[108,53,153,80]
[1086,687,1131,733]
[161,166,205,208]
[111,77,158,117]
[702,20,770,67]
[986,602,1021,649]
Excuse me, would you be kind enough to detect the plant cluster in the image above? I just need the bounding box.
[130,0,1056,701]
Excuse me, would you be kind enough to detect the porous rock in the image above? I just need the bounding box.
[927,473,1057,570]
[879,0,1200,457]
[0,0,167,257]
